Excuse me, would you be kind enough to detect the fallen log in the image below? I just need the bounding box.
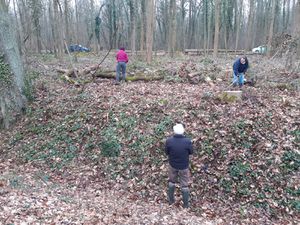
[57,68,75,76]
[94,71,164,81]
[56,64,100,77]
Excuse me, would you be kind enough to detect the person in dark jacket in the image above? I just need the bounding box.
[232,56,249,87]
[165,124,193,208]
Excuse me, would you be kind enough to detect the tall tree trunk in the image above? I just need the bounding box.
[203,0,208,54]
[292,0,298,34]
[146,0,154,63]
[282,0,286,31]
[213,0,220,58]
[296,0,300,61]
[251,3,258,48]
[64,0,71,45]
[207,5,213,50]
[168,0,176,57]
[187,0,195,48]
[164,0,169,50]
[0,0,27,129]
[129,0,136,54]
[140,0,146,51]
[222,0,228,51]
[74,0,79,44]
[12,0,21,50]
[53,0,63,58]
[267,0,276,57]
[246,0,254,50]
[285,0,290,30]
[235,0,243,50]
[31,0,42,53]
[292,0,300,36]
[180,0,185,51]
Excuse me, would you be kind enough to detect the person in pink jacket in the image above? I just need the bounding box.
[115,47,128,84]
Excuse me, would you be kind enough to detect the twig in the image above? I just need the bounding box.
[90,47,114,80]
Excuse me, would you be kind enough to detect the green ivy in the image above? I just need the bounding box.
[0,55,13,88]
[281,150,300,173]
[229,160,251,180]
[100,127,121,157]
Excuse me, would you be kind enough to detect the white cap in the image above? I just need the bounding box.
[173,124,185,135]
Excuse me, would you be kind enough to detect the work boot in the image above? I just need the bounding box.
[182,187,189,208]
[168,182,175,205]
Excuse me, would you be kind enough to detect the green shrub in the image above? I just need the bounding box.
[100,127,121,157]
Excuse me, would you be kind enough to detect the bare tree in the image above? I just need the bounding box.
[64,0,71,45]
[246,0,255,50]
[53,0,63,58]
[213,0,220,57]
[267,0,276,57]
[179,0,186,51]
[146,0,155,63]
[0,0,27,129]
[129,0,136,54]
[139,0,146,51]
[235,0,243,50]
[168,0,176,57]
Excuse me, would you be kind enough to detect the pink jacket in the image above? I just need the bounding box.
[116,50,128,63]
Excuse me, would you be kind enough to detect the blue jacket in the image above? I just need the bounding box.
[165,134,193,170]
[233,58,249,75]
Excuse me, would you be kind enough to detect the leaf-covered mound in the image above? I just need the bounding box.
[0,55,299,224]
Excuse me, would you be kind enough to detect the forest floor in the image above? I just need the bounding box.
[0,52,299,225]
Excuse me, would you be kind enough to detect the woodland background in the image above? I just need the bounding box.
[0,0,299,224]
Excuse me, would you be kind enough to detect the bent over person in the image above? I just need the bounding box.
[115,47,128,84]
[165,124,193,208]
[232,56,249,87]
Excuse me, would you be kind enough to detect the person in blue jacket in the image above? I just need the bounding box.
[165,123,193,208]
[233,56,249,87]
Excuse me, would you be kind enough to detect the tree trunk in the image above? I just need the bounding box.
[129,0,136,55]
[235,0,243,50]
[213,0,220,58]
[246,0,254,50]
[64,0,71,45]
[207,4,213,50]
[267,0,276,57]
[285,0,290,30]
[0,1,27,129]
[140,0,146,51]
[53,0,63,58]
[203,0,208,54]
[32,0,42,53]
[296,0,300,60]
[168,0,176,57]
[74,0,79,44]
[146,0,154,63]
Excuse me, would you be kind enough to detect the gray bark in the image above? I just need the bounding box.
[267,0,276,57]
[146,0,154,63]
[168,0,176,57]
[0,1,27,129]
[213,0,220,58]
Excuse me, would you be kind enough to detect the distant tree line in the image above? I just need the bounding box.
[6,0,300,57]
